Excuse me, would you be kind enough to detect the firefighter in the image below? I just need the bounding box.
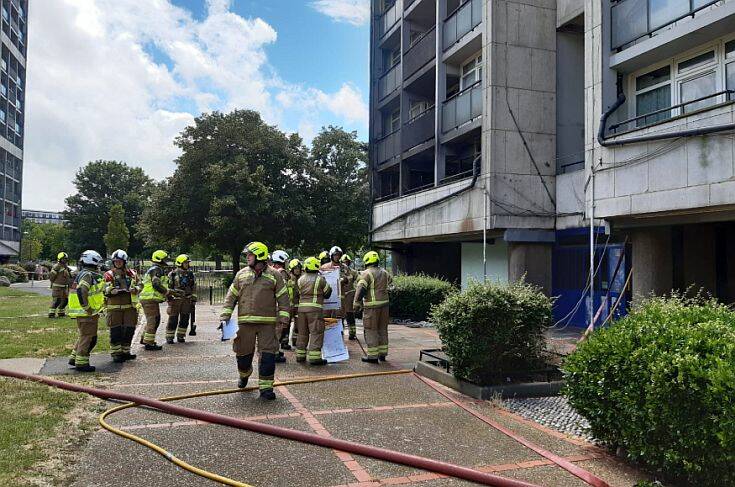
[340,254,359,340]
[296,257,331,365]
[67,250,105,372]
[140,250,175,350]
[288,258,302,347]
[166,254,197,343]
[320,246,343,323]
[271,250,292,360]
[103,250,141,363]
[318,250,330,266]
[353,251,392,363]
[49,252,72,318]
[220,242,290,400]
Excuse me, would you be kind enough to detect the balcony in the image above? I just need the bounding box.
[376,129,401,165]
[404,0,418,9]
[379,1,400,38]
[403,26,436,80]
[611,0,719,50]
[443,0,482,51]
[402,106,435,152]
[442,81,482,133]
[379,62,401,100]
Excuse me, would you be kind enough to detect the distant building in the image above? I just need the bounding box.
[0,0,27,260]
[22,209,66,225]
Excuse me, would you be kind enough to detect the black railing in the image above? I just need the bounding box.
[611,0,720,51]
[375,191,399,203]
[441,167,474,184]
[403,181,435,195]
[609,89,735,133]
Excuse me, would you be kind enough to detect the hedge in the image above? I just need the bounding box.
[2,264,28,283]
[431,280,551,384]
[563,296,735,486]
[0,267,18,283]
[388,274,456,321]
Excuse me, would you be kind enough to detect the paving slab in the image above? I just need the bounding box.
[0,357,45,374]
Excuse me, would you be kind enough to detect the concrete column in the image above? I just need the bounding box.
[507,243,552,295]
[682,224,716,296]
[631,227,673,297]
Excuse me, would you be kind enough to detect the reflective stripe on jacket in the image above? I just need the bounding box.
[297,273,332,311]
[354,266,391,308]
[140,265,169,303]
[50,263,72,288]
[220,266,290,324]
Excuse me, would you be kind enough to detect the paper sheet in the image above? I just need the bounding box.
[322,269,342,311]
[220,316,238,341]
[322,320,349,362]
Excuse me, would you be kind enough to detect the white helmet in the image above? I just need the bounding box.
[111,249,128,262]
[79,250,103,267]
[329,246,343,257]
[271,250,289,264]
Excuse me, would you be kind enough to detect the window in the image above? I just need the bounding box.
[460,53,482,89]
[409,99,431,120]
[676,50,717,113]
[389,48,400,68]
[389,108,400,132]
[635,66,671,126]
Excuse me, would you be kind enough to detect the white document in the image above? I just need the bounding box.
[322,320,349,363]
[220,316,238,341]
[322,269,341,311]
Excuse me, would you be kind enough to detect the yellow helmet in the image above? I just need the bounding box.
[288,258,302,271]
[152,250,169,263]
[57,252,69,261]
[304,256,320,272]
[340,254,352,263]
[244,241,269,261]
[318,250,329,261]
[362,251,380,266]
[175,254,190,267]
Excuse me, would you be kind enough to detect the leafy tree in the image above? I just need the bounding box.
[20,221,71,261]
[302,126,369,253]
[139,110,310,272]
[104,204,130,255]
[64,160,154,257]
[20,223,43,261]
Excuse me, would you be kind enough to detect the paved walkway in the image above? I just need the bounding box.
[36,305,649,487]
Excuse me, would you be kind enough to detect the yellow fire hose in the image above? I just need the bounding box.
[99,370,413,487]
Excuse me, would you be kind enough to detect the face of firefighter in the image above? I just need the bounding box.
[331,253,342,264]
[292,267,301,277]
[182,261,190,270]
[113,259,125,269]
[246,253,257,267]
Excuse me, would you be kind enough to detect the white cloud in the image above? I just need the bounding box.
[310,0,370,26]
[23,0,368,211]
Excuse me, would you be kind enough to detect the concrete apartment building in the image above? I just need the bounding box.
[22,209,65,225]
[369,0,735,326]
[0,0,26,261]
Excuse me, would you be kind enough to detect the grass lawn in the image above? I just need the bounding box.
[0,377,103,486]
[0,287,110,359]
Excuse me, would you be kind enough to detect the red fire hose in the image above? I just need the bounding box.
[0,368,539,487]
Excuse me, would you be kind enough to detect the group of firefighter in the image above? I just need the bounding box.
[52,241,391,401]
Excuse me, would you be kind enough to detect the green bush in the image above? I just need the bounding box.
[2,265,28,283]
[431,280,551,384]
[0,268,18,283]
[389,274,456,321]
[563,295,735,486]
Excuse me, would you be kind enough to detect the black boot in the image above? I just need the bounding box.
[144,343,163,351]
[123,352,137,361]
[275,354,287,363]
[177,336,186,343]
[280,342,292,351]
[362,357,379,364]
[189,325,197,336]
[259,389,276,400]
[68,357,76,366]
[112,355,125,363]
[349,333,357,340]
[76,364,96,372]
[238,377,248,388]
[166,338,174,344]
[378,355,387,362]
[308,359,328,366]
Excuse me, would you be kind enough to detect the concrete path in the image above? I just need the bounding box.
[37,304,649,487]
[10,279,52,296]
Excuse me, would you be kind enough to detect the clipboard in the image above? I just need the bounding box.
[220,316,238,341]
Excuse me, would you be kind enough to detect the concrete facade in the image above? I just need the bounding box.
[0,0,27,261]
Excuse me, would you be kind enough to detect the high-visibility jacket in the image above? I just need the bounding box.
[297,272,332,311]
[104,268,140,309]
[354,266,392,308]
[289,272,300,308]
[220,266,290,325]
[68,270,105,318]
[273,267,292,305]
[140,265,169,303]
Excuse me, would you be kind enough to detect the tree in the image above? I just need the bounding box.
[20,221,71,261]
[302,126,369,253]
[20,222,43,261]
[64,160,154,257]
[104,204,129,255]
[139,110,311,272]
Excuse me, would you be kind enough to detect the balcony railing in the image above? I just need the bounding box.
[379,1,400,38]
[443,0,482,51]
[376,129,401,164]
[403,26,436,80]
[379,62,401,100]
[402,106,435,151]
[404,0,417,9]
[442,81,482,133]
[611,0,719,50]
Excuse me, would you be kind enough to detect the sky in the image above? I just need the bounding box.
[23,0,370,211]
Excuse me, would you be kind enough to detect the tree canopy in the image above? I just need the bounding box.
[104,204,130,255]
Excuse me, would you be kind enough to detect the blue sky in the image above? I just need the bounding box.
[24,0,371,210]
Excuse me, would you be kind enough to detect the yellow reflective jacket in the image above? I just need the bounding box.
[68,270,105,318]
